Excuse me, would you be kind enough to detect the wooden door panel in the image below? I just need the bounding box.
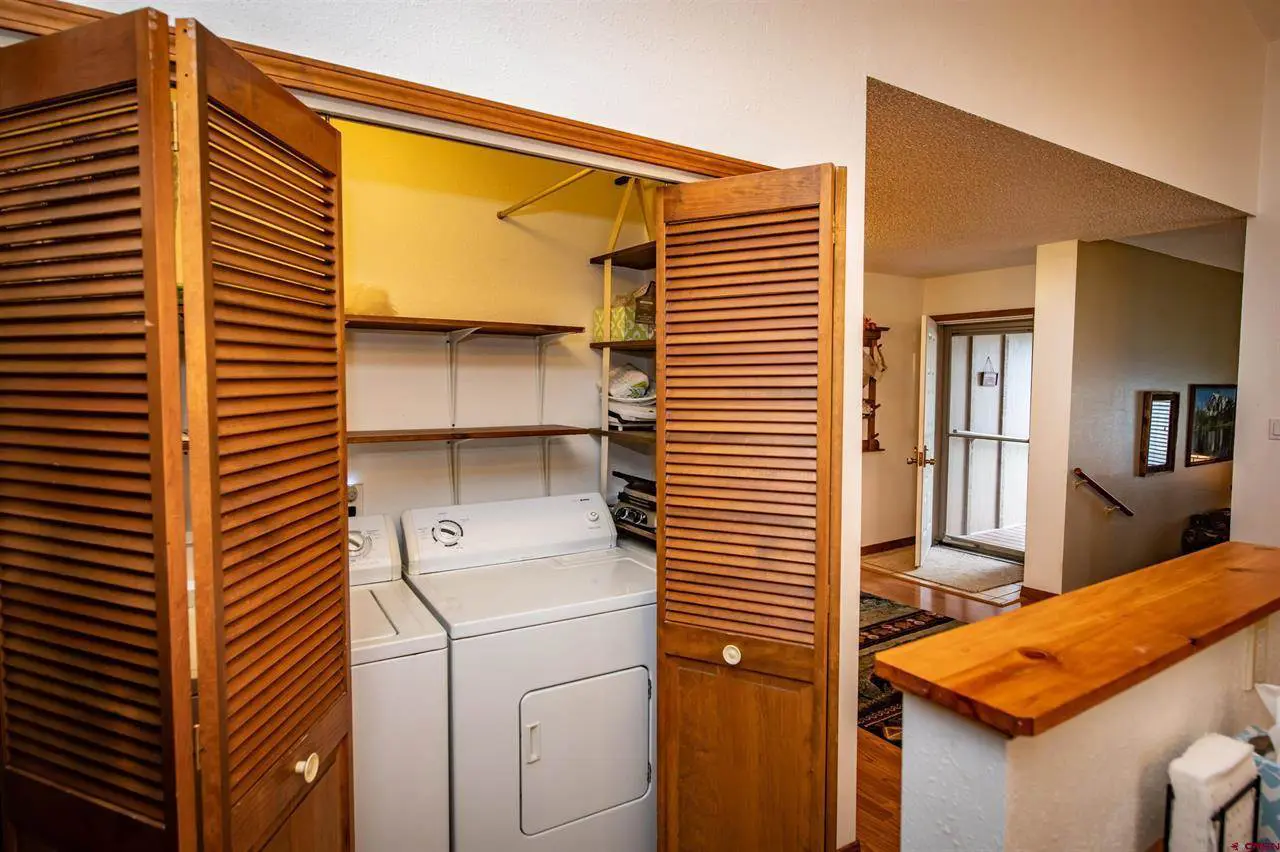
[259,739,350,852]
[0,10,194,852]
[660,656,817,852]
[656,165,843,851]
[178,18,350,852]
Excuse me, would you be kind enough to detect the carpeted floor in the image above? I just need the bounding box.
[858,592,960,745]
[862,544,1023,593]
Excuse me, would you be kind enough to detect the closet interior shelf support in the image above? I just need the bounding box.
[448,438,473,505]
[497,167,595,219]
[535,332,571,496]
[445,327,480,427]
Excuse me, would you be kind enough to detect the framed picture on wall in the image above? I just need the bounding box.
[1186,384,1237,467]
[1137,391,1179,476]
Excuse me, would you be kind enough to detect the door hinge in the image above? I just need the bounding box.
[193,723,201,772]
[648,678,653,700]
[171,101,179,153]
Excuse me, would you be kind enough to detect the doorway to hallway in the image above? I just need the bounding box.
[936,319,1033,562]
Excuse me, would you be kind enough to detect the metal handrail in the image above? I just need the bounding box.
[949,429,1031,444]
[1071,467,1135,517]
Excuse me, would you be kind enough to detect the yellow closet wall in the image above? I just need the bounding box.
[335,118,650,321]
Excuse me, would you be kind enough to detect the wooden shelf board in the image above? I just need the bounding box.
[345,314,583,337]
[347,425,592,444]
[591,428,657,451]
[616,522,657,543]
[589,339,656,351]
[875,542,1280,738]
[589,241,656,270]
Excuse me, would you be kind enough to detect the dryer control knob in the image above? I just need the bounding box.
[722,644,742,666]
[587,510,600,522]
[431,519,463,547]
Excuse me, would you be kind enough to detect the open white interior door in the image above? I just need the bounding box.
[914,316,939,567]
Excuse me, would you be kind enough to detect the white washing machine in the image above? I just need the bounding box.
[348,513,449,852]
[402,493,657,852]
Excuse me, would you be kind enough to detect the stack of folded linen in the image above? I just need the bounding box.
[1168,733,1259,852]
[608,364,656,431]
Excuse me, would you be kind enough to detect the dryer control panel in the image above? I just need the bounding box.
[402,493,615,574]
[348,513,402,587]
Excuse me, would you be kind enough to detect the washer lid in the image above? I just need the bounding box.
[406,548,656,639]
[350,579,447,665]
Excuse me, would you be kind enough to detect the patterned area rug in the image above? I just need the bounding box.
[858,593,960,745]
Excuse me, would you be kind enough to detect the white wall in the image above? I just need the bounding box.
[922,265,1037,317]
[72,0,1274,842]
[862,274,924,546]
[1062,241,1241,591]
[903,616,1280,851]
[1025,242,1080,595]
[1237,43,1280,547]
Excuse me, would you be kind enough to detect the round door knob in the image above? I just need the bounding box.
[294,752,320,784]
[722,644,742,666]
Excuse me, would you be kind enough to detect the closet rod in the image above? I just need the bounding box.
[497,167,594,219]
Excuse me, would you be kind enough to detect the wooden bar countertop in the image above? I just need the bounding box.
[875,542,1280,737]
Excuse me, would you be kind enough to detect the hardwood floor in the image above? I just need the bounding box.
[861,569,1020,623]
[861,545,1023,608]
[856,570,1018,852]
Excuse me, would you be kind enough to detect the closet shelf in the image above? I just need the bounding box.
[589,339,656,351]
[590,429,657,451]
[347,425,592,444]
[345,314,583,337]
[616,521,656,543]
[589,241,656,270]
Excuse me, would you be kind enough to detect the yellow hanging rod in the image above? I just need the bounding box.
[496,167,595,219]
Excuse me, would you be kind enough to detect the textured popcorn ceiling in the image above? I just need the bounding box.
[866,79,1247,278]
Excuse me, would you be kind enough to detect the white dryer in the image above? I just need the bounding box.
[348,514,449,852]
[403,493,656,852]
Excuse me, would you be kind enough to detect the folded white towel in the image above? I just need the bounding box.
[1169,733,1258,852]
[608,402,657,422]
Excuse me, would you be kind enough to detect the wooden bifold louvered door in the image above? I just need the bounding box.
[177,19,351,852]
[656,164,845,852]
[0,10,196,852]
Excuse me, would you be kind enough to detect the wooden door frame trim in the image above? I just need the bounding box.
[0,0,769,179]
[930,307,1035,324]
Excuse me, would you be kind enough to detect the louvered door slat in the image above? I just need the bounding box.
[657,165,844,852]
[179,19,353,852]
[0,11,194,851]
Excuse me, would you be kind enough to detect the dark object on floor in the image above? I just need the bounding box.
[1182,507,1231,554]
[857,593,960,745]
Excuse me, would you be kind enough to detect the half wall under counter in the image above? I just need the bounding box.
[875,541,1280,851]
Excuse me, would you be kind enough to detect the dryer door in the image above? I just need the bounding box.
[520,666,652,834]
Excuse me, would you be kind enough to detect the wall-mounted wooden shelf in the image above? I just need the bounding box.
[345,314,583,337]
[616,521,656,543]
[591,428,656,452]
[589,241,656,270]
[347,425,592,444]
[589,339,656,351]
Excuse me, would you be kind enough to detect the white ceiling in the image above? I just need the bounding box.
[865,80,1248,278]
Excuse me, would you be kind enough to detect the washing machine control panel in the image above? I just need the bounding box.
[402,493,615,574]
